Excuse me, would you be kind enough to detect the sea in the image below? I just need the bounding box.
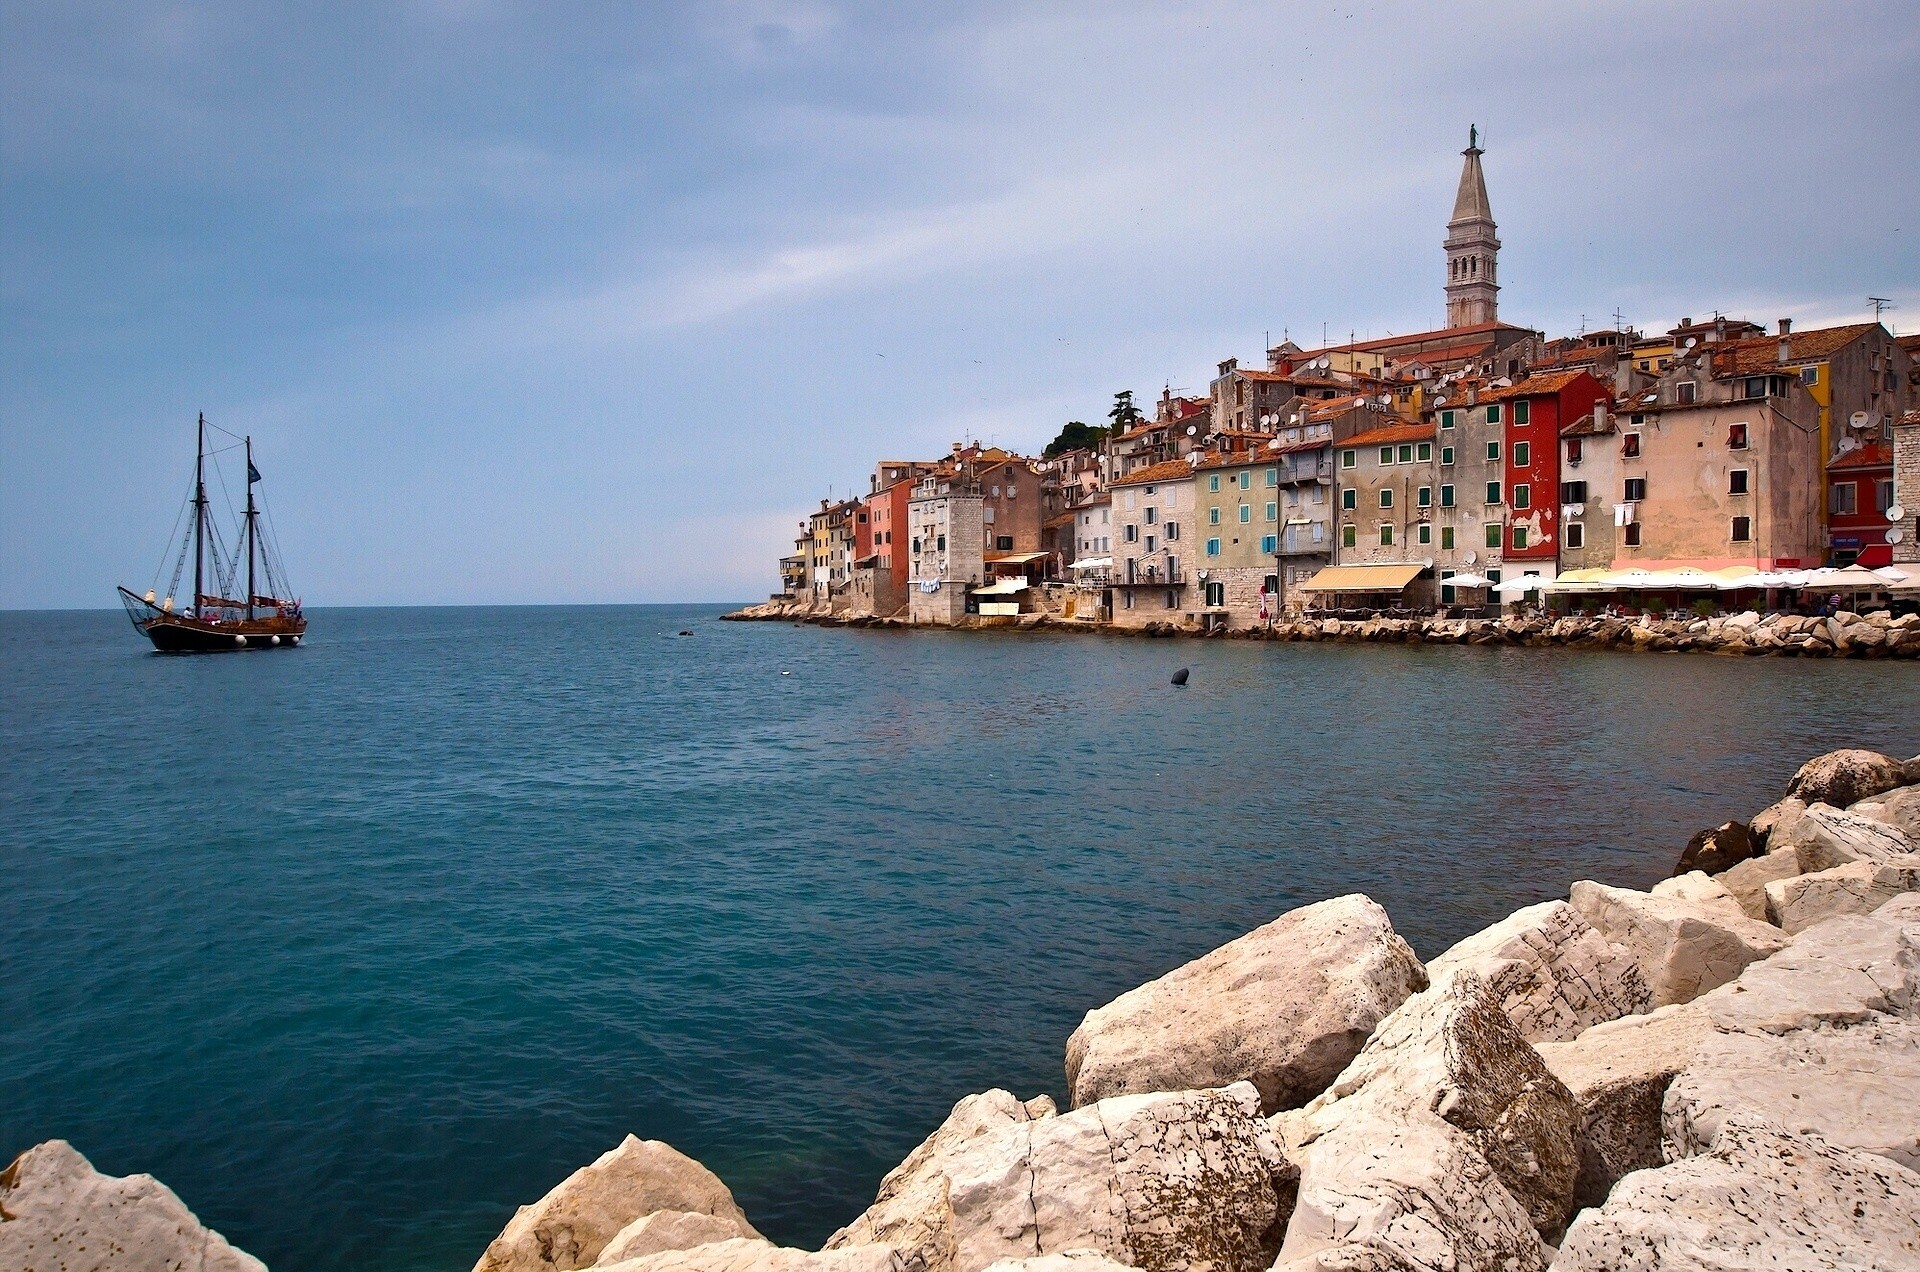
[2,604,1915,1271]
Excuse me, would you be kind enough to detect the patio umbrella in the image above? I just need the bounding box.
[1446,572,1492,588]
[1494,575,1550,594]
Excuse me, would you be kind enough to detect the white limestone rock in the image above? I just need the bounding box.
[1763,852,1920,934]
[1276,970,1576,1271]
[1064,895,1427,1114]
[1850,783,1920,839]
[1647,871,1744,918]
[1715,848,1802,921]
[0,1139,266,1272]
[597,1212,761,1266]
[978,1252,1136,1272]
[475,1135,761,1272]
[1554,1115,1920,1272]
[598,1239,898,1272]
[1773,801,1916,872]
[1785,747,1913,809]
[1423,900,1649,1044]
[828,1084,1293,1272]
[1747,795,1807,852]
[1568,880,1788,1007]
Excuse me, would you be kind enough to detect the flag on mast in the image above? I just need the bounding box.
[248,460,262,484]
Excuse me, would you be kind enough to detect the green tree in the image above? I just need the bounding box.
[1043,420,1108,458]
[1108,390,1144,429]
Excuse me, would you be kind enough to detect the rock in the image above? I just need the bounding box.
[1715,848,1803,921]
[978,1253,1136,1272]
[1670,821,1753,876]
[1747,795,1806,851]
[1852,784,1920,839]
[597,1212,761,1266]
[598,1239,898,1272]
[1763,853,1920,934]
[475,1135,760,1272]
[1536,1003,1714,1209]
[1773,802,1917,872]
[828,1084,1293,1272]
[1277,970,1577,1268]
[1064,895,1427,1114]
[1648,871,1745,918]
[1568,881,1789,1007]
[1786,747,1912,810]
[1553,1115,1920,1272]
[1423,901,1649,1044]
[0,1139,267,1272]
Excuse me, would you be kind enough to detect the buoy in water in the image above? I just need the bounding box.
[1170,668,1189,686]
[678,630,694,636]
[781,670,792,676]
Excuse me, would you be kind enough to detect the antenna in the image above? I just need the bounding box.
[1869,296,1894,324]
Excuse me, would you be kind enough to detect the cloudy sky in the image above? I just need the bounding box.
[4,2,1916,607]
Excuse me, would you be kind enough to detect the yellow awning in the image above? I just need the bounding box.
[986,551,1048,565]
[1299,563,1425,593]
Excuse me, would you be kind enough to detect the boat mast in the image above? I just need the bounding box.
[245,435,257,620]
[193,413,207,611]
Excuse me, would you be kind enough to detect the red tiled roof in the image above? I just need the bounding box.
[1480,369,1601,402]
[1714,323,1879,376]
[1043,510,1078,528]
[1110,458,1199,488]
[1270,436,1332,455]
[1310,320,1509,354]
[1340,420,1434,448]
[1827,442,1893,471]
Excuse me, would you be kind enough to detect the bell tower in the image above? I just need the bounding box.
[1444,126,1500,328]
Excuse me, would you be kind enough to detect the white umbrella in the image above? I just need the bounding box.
[1445,572,1492,588]
[1495,574,1550,594]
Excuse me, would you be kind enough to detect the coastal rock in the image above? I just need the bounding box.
[1553,1115,1920,1272]
[1762,853,1920,934]
[1423,901,1649,1044]
[599,1239,897,1272]
[1064,895,1426,1114]
[1647,871,1744,918]
[597,1212,761,1265]
[1852,783,1920,839]
[1278,970,1577,1268]
[830,1084,1293,1272]
[475,1135,760,1272]
[1773,802,1917,872]
[1670,821,1753,876]
[1715,848,1803,921]
[0,1139,267,1272]
[1785,747,1912,809]
[1746,795,1807,851]
[1567,880,1788,1007]
[978,1252,1136,1272]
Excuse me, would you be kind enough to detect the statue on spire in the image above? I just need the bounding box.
[1469,124,1478,151]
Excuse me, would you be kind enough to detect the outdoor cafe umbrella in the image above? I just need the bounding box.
[1446,572,1492,588]
[1494,574,1550,595]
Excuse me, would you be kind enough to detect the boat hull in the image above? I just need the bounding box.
[141,616,306,653]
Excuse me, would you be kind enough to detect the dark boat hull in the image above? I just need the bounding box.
[142,617,306,653]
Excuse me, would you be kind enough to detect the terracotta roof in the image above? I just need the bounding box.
[1043,510,1077,529]
[1898,334,1920,354]
[1561,413,1616,438]
[1227,368,1296,382]
[1308,394,1373,420]
[1481,370,1601,402]
[1309,320,1509,354]
[1270,436,1332,455]
[1827,442,1893,471]
[1340,421,1434,448]
[1110,458,1199,488]
[1905,409,1920,427]
[1714,323,1879,376]
[1192,449,1274,471]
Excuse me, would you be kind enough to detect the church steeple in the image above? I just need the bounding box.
[1444,126,1500,328]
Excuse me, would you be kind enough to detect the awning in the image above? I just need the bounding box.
[1071,557,1114,570]
[973,578,1030,596]
[985,551,1048,566]
[1298,563,1425,593]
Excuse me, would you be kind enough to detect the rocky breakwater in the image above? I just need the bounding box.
[13,746,1920,1271]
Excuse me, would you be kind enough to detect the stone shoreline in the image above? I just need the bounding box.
[723,598,1920,658]
[8,749,1920,1272]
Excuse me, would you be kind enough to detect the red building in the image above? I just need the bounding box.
[1826,442,1896,567]
[857,461,935,617]
[1481,370,1611,575]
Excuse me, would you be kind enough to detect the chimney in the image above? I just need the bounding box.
[1777,320,1792,365]
[1219,358,1238,376]
[1593,403,1607,431]
[1777,318,1792,336]
[1713,316,1727,342]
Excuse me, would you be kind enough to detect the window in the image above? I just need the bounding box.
[1209,507,1221,525]
[1486,441,1501,462]
[1566,523,1584,549]
[1440,409,1456,429]
[1622,433,1641,458]
[1440,484,1455,507]
[1417,485,1432,508]
[1441,526,1455,549]
[1742,376,1767,400]
[1799,365,1819,386]
[1676,381,1696,405]
[1441,446,1455,466]
[1729,469,1749,496]
[1397,444,1414,463]
[1380,446,1394,464]
[1880,480,1898,514]
[1265,468,1278,486]
[1208,475,1220,493]
[1341,525,1357,548]
[1485,481,1502,504]
[1485,522,1502,548]
[1261,534,1277,553]
[1341,449,1357,468]
[1417,442,1432,461]
[996,535,1014,551]
[911,537,921,554]
[1206,537,1221,557]
[1166,522,1179,540]
[1265,501,1277,521]
[1342,488,1356,510]
[1487,404,1502,424]
[1125,524,1139,542]
[1830,483,1857,515]
[1624,477,1647,502]
[1512,483,1530,509]
[1379,488,1394,508]
[1512,526,1528,549]
[1239,471,1251,489]
[1145,534,1156,552]
[1731,516,1751,542]
[1379,525,1394,546]
[1512,442,1530,467]
[936,534,946,551]
[1623,523,1642,547]
[1566,437,1583,463]
[1728,423,1749,450]
[1513,400,1530,425]
[1417,524,1432,545]
[1165,590,1177,609]
[1238,504,1251,523]
[1145,506,1157,524]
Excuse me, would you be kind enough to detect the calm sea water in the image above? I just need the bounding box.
[2,605,1915,1271]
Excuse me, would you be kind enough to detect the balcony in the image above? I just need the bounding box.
[1113,561,1186,586]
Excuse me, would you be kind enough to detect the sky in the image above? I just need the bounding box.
[4,2,1917,608]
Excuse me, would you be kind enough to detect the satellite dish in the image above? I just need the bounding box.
[1684,337,1698,349]
[1890,504,1907,522]
[1849,411,1870,429]
[1421,556,1435,569]
[1888,528,1907,544]
[1317,357,1330,370]
[1465,551,1478,565]
[1379,394,1392,405]
[1186,425,1198,436]
[1433,395,1447,406]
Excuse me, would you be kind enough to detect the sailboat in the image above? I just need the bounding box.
[118,414,307,653]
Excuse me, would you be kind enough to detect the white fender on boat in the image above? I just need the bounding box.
[162,597,174,613]
[144,590,156,603]
[270,635,280,646]
[290,636,301,646]
[235,634,247,647]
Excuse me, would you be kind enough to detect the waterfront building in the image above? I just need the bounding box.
[1193,450,1282,627]
[1330,418,1437,606]
[1473,370,1612,588]
[1894,409,1920,566]
[1556,403,1621,576]
[1271,397,1374,609]
[1424,383,1505,602]
[1108,459,1196,627]
[905,468,984,625]
[853,464,934,619]
[1826,441,1897,568]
